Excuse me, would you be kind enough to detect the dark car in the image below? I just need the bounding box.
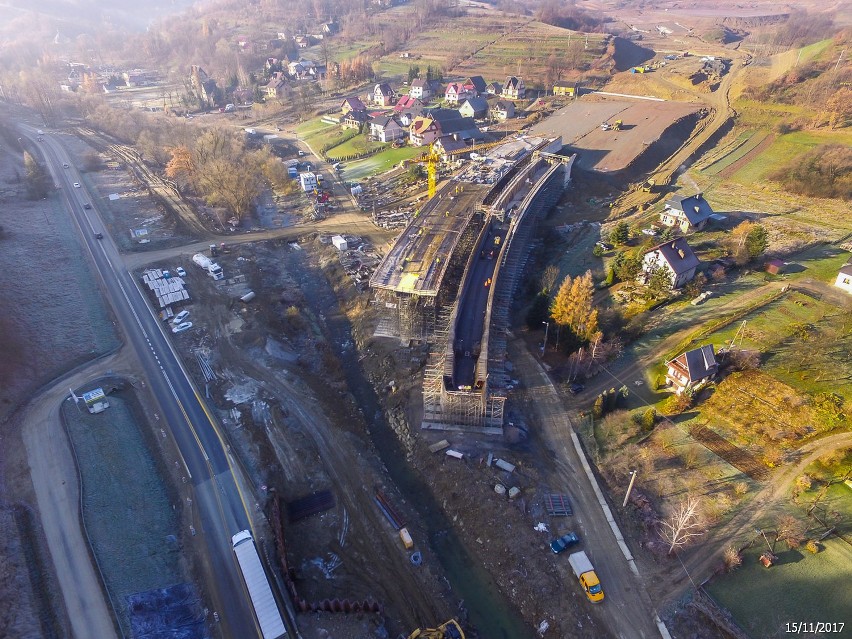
[569,383,585,395]
[83,203,92,209]
[550,532,580,554]
[95,233,104,239]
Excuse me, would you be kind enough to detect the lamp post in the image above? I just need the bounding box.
[541,321,549,354]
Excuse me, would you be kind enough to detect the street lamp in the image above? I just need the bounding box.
[622,470,637,507]
[541,321,550,354]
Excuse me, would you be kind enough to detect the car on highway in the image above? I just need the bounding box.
[172,321,193,334]
[63,163,69,168]
[73,182,81,188]
[83,203,92,209]
[175,266,187,277]
[172,310,190,324]
[550,532,580,554]
[95,233,104,240]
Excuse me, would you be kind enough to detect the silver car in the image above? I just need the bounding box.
[171,321,193,334]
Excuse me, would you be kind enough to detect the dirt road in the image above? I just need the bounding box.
[18,350,137,639]
[508,339,665,639]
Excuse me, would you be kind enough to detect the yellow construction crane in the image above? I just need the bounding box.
[426,143,441,199]
[407,619,465,639]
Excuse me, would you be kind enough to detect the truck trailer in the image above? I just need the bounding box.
[232,530,287,639]
[568,551,604,603]
[192,253,224,280]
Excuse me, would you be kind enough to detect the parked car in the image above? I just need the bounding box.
[73,182,81,188]
[172,310,190,324]
[175,266,187,277]
[569,383,585,395]
[172,321,193,334]
[297,150,306,156]
[550,532,580,554]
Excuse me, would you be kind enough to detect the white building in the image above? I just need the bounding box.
[300,172,318,192]
[835,263,852,294]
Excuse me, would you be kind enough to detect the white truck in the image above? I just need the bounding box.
[192,253,224,280]
[231,530,287,639]
[568,551,604,603]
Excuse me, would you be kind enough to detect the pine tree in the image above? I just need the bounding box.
[550,274,573,327]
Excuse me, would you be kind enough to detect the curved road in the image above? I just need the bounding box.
[26,127,292,639]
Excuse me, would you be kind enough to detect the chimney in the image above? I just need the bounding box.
[671,242,677,249]
[696,192,702,199]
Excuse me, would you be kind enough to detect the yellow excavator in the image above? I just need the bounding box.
[407,619,465,639]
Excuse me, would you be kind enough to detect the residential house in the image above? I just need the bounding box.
[835,262,852,294]
[373,83,395,106]
[398,108,424,126]
[552,80,578,97]
[189,65,218,108]
[765,259,785,275]
[485,81,502,95]
[409,78,435,101]
[666,345,718,395]
[288,58,318,80]
[264,72,288,98]
[409,116,440,146]
[463,75,487,96]
[433,135,470,160]
[343,110,370,129]
[502,76,525,99]
[294,35,312,48]
[341,96,367,115]
[640,237,700,289]
[370,116,406,142]
[491,100,515,120]
[444,82,475,105]
[321,22,339,35]
[661,193,714,233]
[265,57,280,71]
[393,95,422,114]
[459,97,489,119]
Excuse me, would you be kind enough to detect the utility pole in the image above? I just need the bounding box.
[541,321,550,354]
[622,470,637,507]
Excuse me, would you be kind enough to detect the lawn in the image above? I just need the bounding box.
[705,536,852,639]
[325,134,388,160]
[340,146,422,181]
[701,130,770,177]
[295,116,337,138]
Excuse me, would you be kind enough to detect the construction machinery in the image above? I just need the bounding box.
[426,143,441,199]
[641,178,656,192]
[612,119,623,131]
[407,619,465,639]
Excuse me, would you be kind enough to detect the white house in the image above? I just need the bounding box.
[640,237,699,289]
[835,263,852,294]
[661,193,714,233]
[502,76,525,99]
[369,116,406,142]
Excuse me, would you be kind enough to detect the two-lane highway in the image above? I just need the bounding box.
[29,127,293,639]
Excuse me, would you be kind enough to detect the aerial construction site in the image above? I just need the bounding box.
[370,135,574,432]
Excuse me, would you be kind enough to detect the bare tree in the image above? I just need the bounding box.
[659,496,705,554]
[540,264,559,295]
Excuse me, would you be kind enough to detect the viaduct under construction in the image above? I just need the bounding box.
[370,135,574,433]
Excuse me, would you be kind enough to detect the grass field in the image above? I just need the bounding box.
[64,386,183,635]
[325,134,387,160]
[705,536,852,639]
[700,130,770,176]
[340,145,421,181]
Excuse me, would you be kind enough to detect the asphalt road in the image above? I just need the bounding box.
[30,127,291,639]
[453,220,505,387]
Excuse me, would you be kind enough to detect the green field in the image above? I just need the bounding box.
[701,129,770,176]
[326,134,388,160]
[706,536,852,639]
[340,146,422,181]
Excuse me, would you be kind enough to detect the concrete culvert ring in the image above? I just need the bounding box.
[410,551,423,566]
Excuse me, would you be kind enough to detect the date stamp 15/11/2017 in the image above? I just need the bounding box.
[785,622,845,634]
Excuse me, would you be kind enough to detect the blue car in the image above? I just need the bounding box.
[550,532,580,554]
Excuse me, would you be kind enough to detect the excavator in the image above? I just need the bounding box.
[407,619,466,639]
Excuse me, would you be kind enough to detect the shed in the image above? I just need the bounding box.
[332,235,348,251]
[300,172,318,192]
[765,259,785,275]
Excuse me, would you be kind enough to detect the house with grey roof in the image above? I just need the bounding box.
[661,193,715,233]
[640,237,699,289]
[458,97,489,119]
[666,344,718,395]
[369,115,405,142]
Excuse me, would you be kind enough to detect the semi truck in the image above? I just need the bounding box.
[568,551,604,603]
[232,530,287,639]
[192,253,224,280]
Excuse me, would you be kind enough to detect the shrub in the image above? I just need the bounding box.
[734,481,749,496]
[661,393,692,416]
[641,408,657,432]
[723,546,742,572]
[806,539,820,553]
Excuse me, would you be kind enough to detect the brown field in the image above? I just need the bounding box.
[531,95,702,173]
